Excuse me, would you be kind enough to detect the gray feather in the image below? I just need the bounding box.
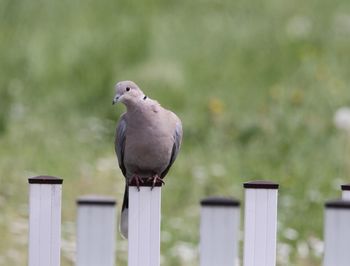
[160,120,182,178]
[115,113,127,177]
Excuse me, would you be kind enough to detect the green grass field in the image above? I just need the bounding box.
[1,0,350,265]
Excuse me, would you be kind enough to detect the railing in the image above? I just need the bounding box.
[27,175,350,266]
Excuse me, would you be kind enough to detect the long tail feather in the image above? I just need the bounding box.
[120,184,128,239]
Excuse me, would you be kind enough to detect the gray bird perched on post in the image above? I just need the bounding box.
[113,80,183,239]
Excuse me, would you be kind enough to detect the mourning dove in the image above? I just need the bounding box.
[113,80,183,238]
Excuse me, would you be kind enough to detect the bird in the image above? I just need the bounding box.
[112,80,183,239]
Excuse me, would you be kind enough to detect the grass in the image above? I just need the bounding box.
[1,0,350,265]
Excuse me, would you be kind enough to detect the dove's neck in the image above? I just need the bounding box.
[125,98,148,112]
[125,98,160,119]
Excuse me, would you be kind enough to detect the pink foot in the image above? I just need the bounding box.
[147,175,165,190]
[129,176,144,191]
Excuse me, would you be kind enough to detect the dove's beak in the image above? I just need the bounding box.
[112,95,121,105]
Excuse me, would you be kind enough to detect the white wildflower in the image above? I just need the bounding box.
[297,241,309,258]
[170,241,197,263]
[277,243,292,265]
[283,227,299,240]
[309,236,324,258]
[286,16,312,39]
[334,107,350,132]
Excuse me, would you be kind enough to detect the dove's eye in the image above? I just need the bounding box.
[126,87,130,92]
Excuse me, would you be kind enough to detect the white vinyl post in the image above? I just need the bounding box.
[128,180,162,266]
[323,199,350,266]
[243,180,279,266]
[28,176,63,266]
[76,195,117,266]
[341,184,350,200]
[200,196,240,266]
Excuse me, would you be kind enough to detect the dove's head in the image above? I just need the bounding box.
[113,80,145,106]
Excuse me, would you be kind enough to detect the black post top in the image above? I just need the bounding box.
[77,195,117,206]
[200,196,240,207]
[28,175,63,184]
[243,180,279,189]
[341,184,350,191]
[325,199,350,209]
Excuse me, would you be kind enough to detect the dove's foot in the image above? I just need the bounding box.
[147,175,165,190]
[129,176,144,191]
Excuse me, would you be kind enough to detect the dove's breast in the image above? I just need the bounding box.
[123,108,176,178]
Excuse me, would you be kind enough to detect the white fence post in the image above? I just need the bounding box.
[199,196,240,266]
[28,175,63,266]
[323,199,350,266]
[243,180,279,266]
[76,195,117,266]
[341,184,350,200]
[128,180,162,266]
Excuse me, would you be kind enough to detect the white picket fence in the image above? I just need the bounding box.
[199,196,240,266]
[76,195,117,266]
[27,176,350,266]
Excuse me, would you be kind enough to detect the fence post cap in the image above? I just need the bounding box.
[200,196,240,207]
[243,180,279,189]
[28,175,63,184]
[77,195,117,206]
[325,199,350,209]
[341,184,350,191]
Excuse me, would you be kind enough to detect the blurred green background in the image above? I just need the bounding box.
[1,0,350,265]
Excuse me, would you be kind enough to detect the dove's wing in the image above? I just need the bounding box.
[115,113,127,177]
[160,119,182,178]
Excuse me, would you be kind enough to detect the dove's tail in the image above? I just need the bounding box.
[120,183,129,239]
